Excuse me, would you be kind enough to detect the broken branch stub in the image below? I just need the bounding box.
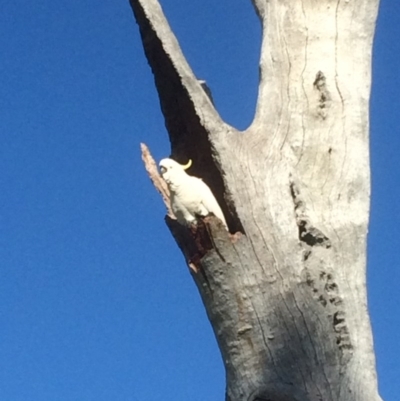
[140,143,174,219]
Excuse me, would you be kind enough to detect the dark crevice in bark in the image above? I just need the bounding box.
[303,268,353,361]
[298,221,331,248]
[313,71,331,120]
[289,179,331,248]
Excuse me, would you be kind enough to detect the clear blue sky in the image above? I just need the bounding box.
[1,1,398,400]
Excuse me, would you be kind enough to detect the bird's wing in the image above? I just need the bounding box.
[193,178,228,229]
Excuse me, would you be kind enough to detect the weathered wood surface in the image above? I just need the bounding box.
[131,0,382,400]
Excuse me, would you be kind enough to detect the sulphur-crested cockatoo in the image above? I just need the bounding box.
[159,158,228,230]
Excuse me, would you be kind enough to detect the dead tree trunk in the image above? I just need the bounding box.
[130,0,382,400]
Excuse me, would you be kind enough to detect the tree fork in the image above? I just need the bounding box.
[131,0,382,400]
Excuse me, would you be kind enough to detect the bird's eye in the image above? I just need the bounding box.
[160,166,167,174]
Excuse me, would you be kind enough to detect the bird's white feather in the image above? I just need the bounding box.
[159,158,228,229]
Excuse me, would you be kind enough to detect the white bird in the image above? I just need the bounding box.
[159,158,228,230]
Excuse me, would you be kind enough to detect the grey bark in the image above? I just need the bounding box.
[130,0,382,400]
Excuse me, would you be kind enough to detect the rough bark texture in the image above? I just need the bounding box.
[130,1,382,400]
